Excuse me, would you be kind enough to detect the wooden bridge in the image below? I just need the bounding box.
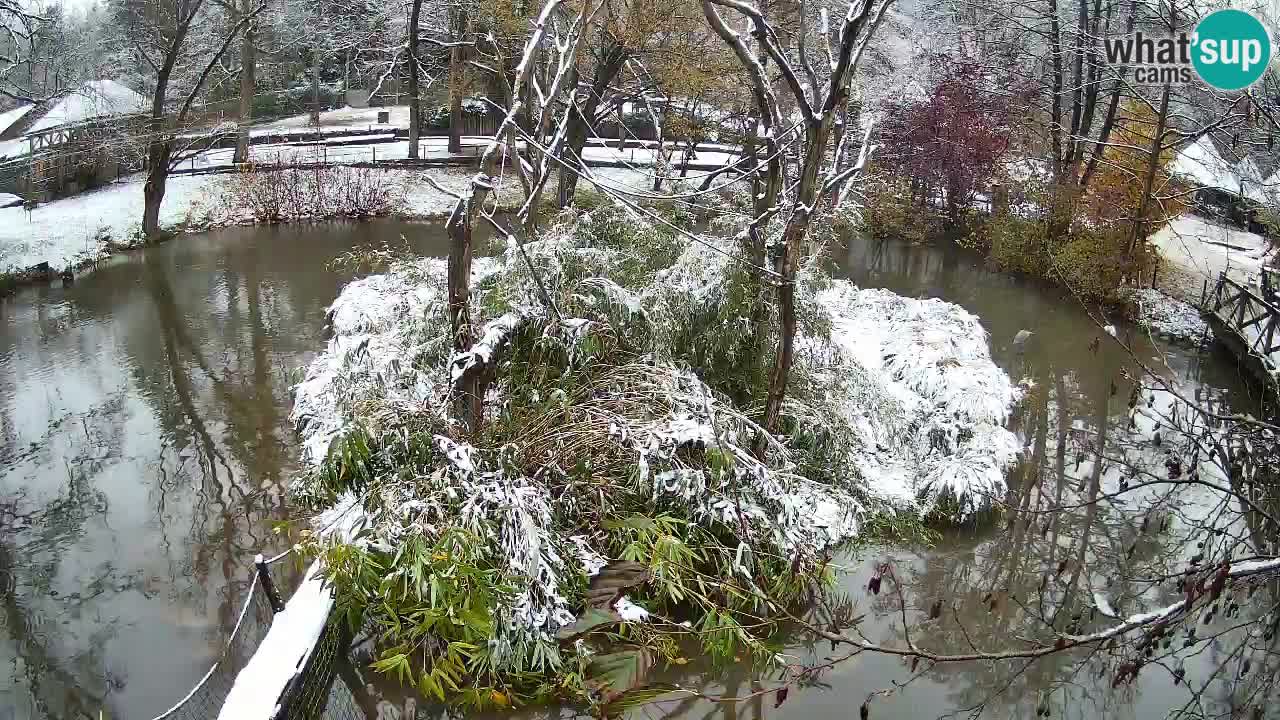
[1204,270,1280,386]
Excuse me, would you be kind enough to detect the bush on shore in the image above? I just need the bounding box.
[212,165,406,223]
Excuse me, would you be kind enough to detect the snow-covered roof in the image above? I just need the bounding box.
[27,80,144,134]
[0,104,33,135]
[1172,135,1272,204]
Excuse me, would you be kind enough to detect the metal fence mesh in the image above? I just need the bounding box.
[148,557,381,720]
[276,611,376,720]
[145,560,289,720]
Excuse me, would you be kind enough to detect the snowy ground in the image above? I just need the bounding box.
[0,173,217,274]
[1121,288,1210,346]
[1150,213,1274,304]
[246,105,739,151]
[0,169,472,275]
[252,104,415,132]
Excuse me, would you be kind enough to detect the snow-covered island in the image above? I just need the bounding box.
[282,203,1022,705]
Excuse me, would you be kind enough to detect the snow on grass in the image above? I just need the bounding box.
[296,261,453,463]
[1122,288,1210,346]
[287,206,1024,679]
[189,138,490,167]
[186,137,740,171]
[1150,213,1273,293]
[645,236,1021,518]
[0,173,218,274]
[0,155,657,277]
[814,282,1022,516]
[254,105,411,131]
[0,167,485,276]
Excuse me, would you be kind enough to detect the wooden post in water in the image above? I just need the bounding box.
[255,554,285,613]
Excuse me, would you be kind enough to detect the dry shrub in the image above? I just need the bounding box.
[216,165,406,222]
[860,174,932,244]
[983,178,1155,301]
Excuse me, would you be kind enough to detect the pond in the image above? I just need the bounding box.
[0,220,1265,719]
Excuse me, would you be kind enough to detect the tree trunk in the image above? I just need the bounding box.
[142,66,173,239]
[233,0,255,164]
[407,0,423,160]
[309,46,321,126]
[1127,83,1171,264]
[1047,0,1065,182]
[447,213,474,353]
[758,114,837,450]
[447,151,504,434]
[142,138,172,238]
[615,100,626,150]
[946,178,962,229]
[555,65,582,208]
[557,41,627,206]
[447,9,466,154]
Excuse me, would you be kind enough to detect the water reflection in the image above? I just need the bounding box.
[0,219,453,719]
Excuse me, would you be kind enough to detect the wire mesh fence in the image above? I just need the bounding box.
[146,554,378,720]
[146,559,290,720]
[276,609,377,720]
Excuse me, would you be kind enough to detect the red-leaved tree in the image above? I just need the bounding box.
[879,56,1022,227]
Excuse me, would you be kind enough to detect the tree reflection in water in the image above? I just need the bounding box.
[0,220,445,718]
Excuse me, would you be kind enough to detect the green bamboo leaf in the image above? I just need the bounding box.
[586,648,652,697]
[600,684,686,715]
[555,607,622,641]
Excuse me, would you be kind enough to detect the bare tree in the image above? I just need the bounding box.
[434,0,591,434]
[0,0,55,102]
[112,0,263,236]
[406,0,424,158]
[699,0,891,449]
[230,0,256,163]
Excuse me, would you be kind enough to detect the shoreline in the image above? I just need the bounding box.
[0,181,1252,358]
[0,163,663,295]
[0,205,467,294]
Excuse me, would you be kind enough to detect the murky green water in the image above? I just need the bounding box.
[0,223,1266,719]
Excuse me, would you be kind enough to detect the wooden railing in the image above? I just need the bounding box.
[1209,273,1280,358]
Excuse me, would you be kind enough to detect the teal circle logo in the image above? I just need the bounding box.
[1192,9,1272,90]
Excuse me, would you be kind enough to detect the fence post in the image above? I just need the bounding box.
[255,554,285,613]
[372,146,376,165]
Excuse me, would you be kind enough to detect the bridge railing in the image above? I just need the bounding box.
[1209,273,1280,359]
